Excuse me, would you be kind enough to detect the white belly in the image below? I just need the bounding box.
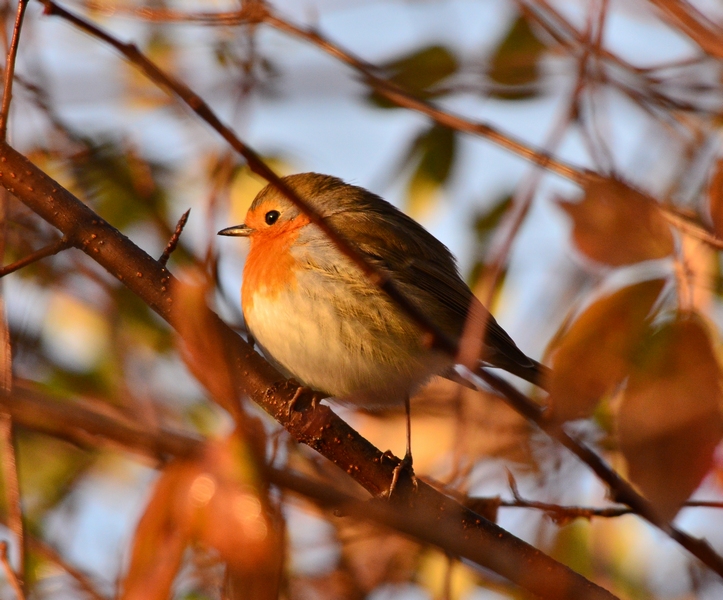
[244,281,450,408]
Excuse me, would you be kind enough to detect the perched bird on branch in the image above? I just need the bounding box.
[219,173,545,491]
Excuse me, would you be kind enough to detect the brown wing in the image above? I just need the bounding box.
[327,201,542,384]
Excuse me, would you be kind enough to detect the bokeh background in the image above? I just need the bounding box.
[6,0,723,598]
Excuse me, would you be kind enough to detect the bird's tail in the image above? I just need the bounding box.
[483,352,550,391]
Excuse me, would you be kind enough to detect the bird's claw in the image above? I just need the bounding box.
[384,450,418,499]
[286,385,306,419]
[286,386,322,418]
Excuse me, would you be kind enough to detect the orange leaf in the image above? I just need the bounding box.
[175,272,241,414]
[559,177,674,266]
[192,437,281,576]
[618,313,723,521]
[120,461,198,600]
[708,157,723,238]
[121,435,282,600]
[547,279,665,422]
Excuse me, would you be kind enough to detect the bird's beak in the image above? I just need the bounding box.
[218,224,254,237]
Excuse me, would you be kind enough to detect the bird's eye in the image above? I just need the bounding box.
[265,210,280,225]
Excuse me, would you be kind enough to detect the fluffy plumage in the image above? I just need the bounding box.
[220,173,544,407]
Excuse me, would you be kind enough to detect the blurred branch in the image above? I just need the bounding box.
[0,0,29,140]
[7,381,203,461]
[647,0,723,60]
[27,536,107,600]
[0,541,23,600]
[0,236,71,277]
[661,208,723,250]
[81,0,586,184]
[0,415,22,592]
[0,142,616,600]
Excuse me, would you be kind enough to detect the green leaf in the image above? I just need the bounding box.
[369,45,458,108]
[403,125,456,216]
[487,15,547,100]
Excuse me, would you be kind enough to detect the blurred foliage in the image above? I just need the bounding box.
[546,279,666,422]
[368,44,458,107]
[71,138,170,230]
[620,313,723,521]
[402,124,456,215]
[487,15,548,100]
[558,177,674,266]
[468,194,512,287]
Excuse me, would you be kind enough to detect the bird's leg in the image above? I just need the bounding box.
[388,395,418,497]
[287,384,324,418]
[287,386,306,418]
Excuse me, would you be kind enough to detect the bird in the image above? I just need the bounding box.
[218,172,545,491]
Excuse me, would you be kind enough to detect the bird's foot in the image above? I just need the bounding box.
[383,450,418,499]
[286,385,322,418]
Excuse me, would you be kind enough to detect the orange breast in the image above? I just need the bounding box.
[241,216,310,313]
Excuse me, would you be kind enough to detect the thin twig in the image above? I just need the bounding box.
[27,536,107,600]
[661,208,723,250]
[468,365,723,574]
[0,236,71,277]
[263,11,585,184]
[0,541,23,600]
[158,209,190,267]
[0,0,29,140]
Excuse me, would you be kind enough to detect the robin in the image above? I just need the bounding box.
[219,173,545,489]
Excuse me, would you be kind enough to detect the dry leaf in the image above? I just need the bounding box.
[559,176,674,266]
[708,157,723,238]
[618,313,723,521]
[175,273,240,412]
[547,279,666,422]
[121,436,282,600]
[192,438,281,577]
[120,460,197,600]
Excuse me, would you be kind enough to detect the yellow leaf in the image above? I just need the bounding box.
[618,313,723,521]
[559,177,674,266]
[547,279,666,422]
